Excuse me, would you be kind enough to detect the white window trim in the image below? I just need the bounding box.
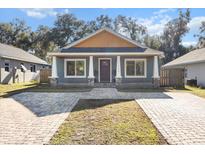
[64,59,86,78]
[124,58,147,78]
[98,58,112,83]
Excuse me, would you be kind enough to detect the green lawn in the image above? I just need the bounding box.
[27,83,92,92]
[184,86,205,99]
[118,86,205,99]
[0,82,38,97]
[50,99,167,145]
[0,83,92,98]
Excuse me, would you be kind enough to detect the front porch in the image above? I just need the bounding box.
[49,54,160,88]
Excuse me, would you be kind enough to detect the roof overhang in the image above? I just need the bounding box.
[48,52,163,57]
[162,60,205,69]
[0,55,49,65]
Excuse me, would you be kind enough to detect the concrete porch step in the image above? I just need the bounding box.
[94,83,116,88]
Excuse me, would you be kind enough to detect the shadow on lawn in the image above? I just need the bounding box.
[72,99,131,112]
[27,83,92,92]
[0,83,38,98]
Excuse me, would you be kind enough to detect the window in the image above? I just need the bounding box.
[21,63,24,72]
[30,64,36,72]
[4,60,10,72]
[125,59,146,77]
[64,59,86,78]
[126,61,135,76]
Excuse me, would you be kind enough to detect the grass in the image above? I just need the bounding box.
[0,82,92,98]
[184,85,205,99]
[27,83,92,92]
[118,87,167,92]
[50,99,167,145]
[0,81,38,98]
[118,85,205,99]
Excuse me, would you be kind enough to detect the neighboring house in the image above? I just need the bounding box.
[0,43,49,84]
[48,28,164,88]
[163,48,205,87]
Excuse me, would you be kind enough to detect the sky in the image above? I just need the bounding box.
[0,8,205,46]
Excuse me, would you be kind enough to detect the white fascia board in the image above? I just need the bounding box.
[48,52,162,57]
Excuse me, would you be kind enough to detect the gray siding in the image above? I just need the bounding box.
[0,57,44,84]
[56,56,155,86]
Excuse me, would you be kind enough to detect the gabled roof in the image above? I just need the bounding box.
[62,28,146,49]
[57,28,164,57]
[0,43,48,65]
[163,48,205,68]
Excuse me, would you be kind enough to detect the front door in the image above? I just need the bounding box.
[99,59,111,82]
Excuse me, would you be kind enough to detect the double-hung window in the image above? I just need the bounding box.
[30,64,36,72]
[125,59,146,78]
[4,60,10,72]
[65,59,86,78]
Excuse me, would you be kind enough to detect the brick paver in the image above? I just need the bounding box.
[1,88,205,144]
[0,88,168,144]
[137,92,205,145]
[0,93,78,144]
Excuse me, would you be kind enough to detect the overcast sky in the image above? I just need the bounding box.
[0,8,204,46]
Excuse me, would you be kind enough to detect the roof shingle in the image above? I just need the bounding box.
[0,43,48,65]
[163,48,205,68]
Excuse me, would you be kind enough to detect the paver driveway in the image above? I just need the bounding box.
[1,88,205,144]
[0,93,78,144]
[0,88,169,144]
[137,92,205,145]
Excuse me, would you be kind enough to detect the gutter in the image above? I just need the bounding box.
[48,52,164,57]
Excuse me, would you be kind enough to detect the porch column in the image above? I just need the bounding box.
[115,56,122,85]
[52,56,58,78]
[50,56,58,87]
[153,56,160,87]
[88,56,95,86]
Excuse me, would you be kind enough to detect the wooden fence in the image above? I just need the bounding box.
[160,68,185,87]
[40,69,51,83]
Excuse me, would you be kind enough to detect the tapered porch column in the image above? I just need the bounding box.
[52,56,58,78]
[88,56,95,86]
[115,56,122,85]
[50,56,58,87]
[153,55,160,87]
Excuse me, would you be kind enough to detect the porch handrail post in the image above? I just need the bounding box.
[51,56,58,78]
[153,55,160,78]
[116,56,122,78]
[88,56,94,78]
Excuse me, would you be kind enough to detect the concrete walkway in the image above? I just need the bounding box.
[137,92,205,145]
[1,88,205,144]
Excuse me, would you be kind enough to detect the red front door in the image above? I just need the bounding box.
[100,59,111,82]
